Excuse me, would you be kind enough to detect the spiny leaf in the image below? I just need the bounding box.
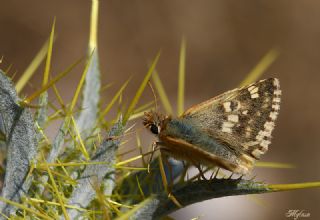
[76,50,101,138]
[0,70,37,216]
[76,0,101,137]
[124,179,320,219]
[65,119,124,219]
[129,170,320,220]
[75,0,101,141]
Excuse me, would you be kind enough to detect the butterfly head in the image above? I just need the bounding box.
[143,111,167,135]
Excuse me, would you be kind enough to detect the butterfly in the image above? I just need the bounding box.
[143,78,281,175]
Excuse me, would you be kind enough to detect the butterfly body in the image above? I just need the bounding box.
[143,78,281,175]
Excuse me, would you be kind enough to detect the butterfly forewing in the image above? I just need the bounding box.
[182,78,281,161]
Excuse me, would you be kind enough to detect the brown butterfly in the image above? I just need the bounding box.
[143,78,281,175]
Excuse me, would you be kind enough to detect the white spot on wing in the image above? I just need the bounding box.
[264,121,275,132]
[272,104,280,110]
[251,93,259,99]
[251,86,259,94]
[260,140,271,150]
[273,97,281,103]
[255,132,264,141]
[248,86,256,92]
[274,90,282,95]
[223,102,231,112]
[222,121,234,128]
[273,78,280,87]
[221,127,232,133]
[269,111,278,120]
[248,86,259,98]
[228,115,239,123]
[252,149,263,158]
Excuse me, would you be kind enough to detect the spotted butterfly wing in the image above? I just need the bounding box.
[181,78,281,173]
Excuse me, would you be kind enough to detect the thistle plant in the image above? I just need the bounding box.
[0,1,319,220]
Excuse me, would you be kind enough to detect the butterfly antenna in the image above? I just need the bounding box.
[148,81,158,111]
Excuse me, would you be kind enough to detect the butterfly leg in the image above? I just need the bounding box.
[228,172,234,179]
[212,168,220,180]
[195,164,207,180]
[209,167,217,180]
[237,174,244,180]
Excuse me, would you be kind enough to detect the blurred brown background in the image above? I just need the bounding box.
[1,1,320,219]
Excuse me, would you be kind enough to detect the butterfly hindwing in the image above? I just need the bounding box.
[182,78,281,161]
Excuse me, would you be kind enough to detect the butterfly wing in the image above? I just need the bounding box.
[182,78,281,162]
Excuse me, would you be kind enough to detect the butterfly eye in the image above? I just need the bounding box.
[150,124,159,134]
